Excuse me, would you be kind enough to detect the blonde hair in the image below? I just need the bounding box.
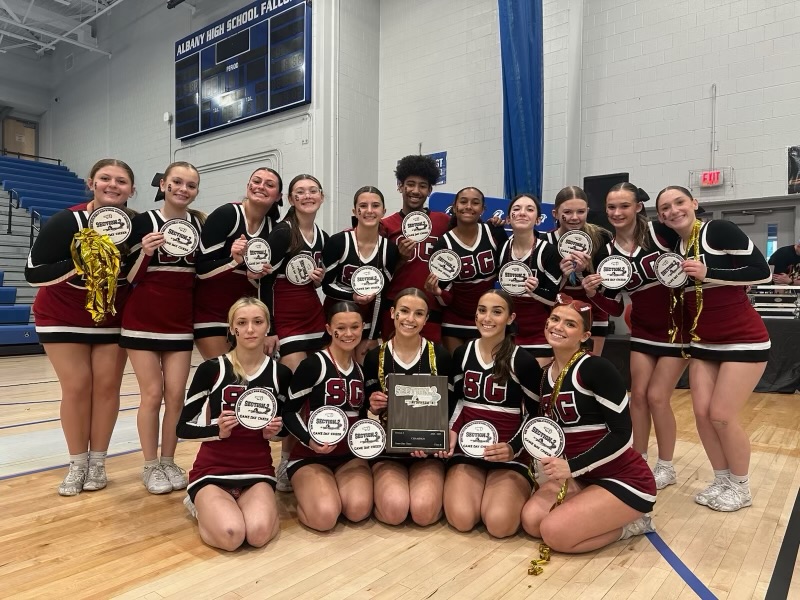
[226,297,271,382]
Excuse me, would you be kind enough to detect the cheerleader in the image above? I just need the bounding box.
[425,187,507,353]
[519,294,656,553]
[194,167,282,360]
[541,186,612,355]
[444,290,542,538]
[283,302,372,531]
[265,174,329,492]
[363,288,454,526]
[322,186,399,363]
[25,158,135,496]
[656,186,770,512]
[176,297,291,551]
[381,154,450,342]
[581,183,686,490]
[498,194,563,366]
[120,161,204,494]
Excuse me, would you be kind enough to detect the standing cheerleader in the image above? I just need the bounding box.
[322,186,399,363]
[283,302,373,531]
[444,290,542,538]
[541,186,612,355]
[194,167,283,359]
[656,186,770,511]
[120,161,204,494]
[519,295,656,552]
[177,297,291,551]
[425,187,507,353]
[582,183,686,490]
[265,173,329,492]
[381,155,450,342]
[25,159,135,495]
[363,288,454,526]
[498,194,563,366]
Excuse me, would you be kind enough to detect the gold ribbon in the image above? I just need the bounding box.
[70,228,121,324]
[528,349,584,575]
[668,219,703,359]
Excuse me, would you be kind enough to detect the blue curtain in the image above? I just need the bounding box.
[498,0,543,200]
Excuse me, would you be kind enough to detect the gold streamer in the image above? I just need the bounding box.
[667,219,703,359]
[70,228,121,324]
[528,349,585,575]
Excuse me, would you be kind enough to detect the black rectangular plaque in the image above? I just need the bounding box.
[386,374,449,453]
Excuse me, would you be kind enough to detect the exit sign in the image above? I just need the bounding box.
[700,170,723,187]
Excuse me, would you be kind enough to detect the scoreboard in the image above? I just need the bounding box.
[174,0,311,140]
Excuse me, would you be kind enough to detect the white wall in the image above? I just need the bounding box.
[577,0,800,201]
[376,0,503,208]
[0,50,51,115]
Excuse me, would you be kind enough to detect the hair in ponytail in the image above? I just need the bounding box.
[479,289,517,386]
[553,185,610,258]
[286,174,323,253]
[607,182,650,250]
[226,296,271,382]
[350,185,385,229]
[161,161,207,225]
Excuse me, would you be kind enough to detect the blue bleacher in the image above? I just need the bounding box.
[19,197,80,211]
[0,156,69,172]
[0,168,84,186]
[3,180,91,198]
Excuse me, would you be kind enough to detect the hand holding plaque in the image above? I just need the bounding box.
[386,374,449,454]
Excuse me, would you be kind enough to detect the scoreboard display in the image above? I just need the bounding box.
[174,0,311,140]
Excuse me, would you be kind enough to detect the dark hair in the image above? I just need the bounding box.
[507,193,541,230]
[248,167,283,223]
[553,293,593,332]
[162,161,206,226]
[478,289,516,386]
[448,186,485,228]
[607,182,650,250]
[285,174,323,253]
[552,185,608,257]
[326,300,363,324]
[655,185,694,212]
[350,185,385,228]
[393,287,430,312]
[394,155,440,187]
[89,158,135,186]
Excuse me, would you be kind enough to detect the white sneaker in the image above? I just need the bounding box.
[183,494,197,518]
[161,462,188,490]
[653,463,677,490]
[708,482,752,512]
[58,463,87,496]
[142,465,173,494]
[83,462,108,491]
[620,514,655,540]
[276,458,292,492]
[694,476,729,506]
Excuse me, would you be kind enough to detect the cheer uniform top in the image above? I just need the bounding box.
[264,221,329,356]
[283,350,366,478]
[673,219,771,362]
[381,209,451,342]
[541,228,613,337]
[449,341,541,481]
[498,236,562,356]
[194,203,278,339]
[177,354,292,500]
[514,353,656,513]
[119,210,203,352]
[432,223,507,339]
[25,203,132,344]
[590,222,684,357]
[322,230,400,340]
[363,338,454,463]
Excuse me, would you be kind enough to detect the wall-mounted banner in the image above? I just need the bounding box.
[426,152,447,185]
[174,0,311,139]
[429,192,555,234]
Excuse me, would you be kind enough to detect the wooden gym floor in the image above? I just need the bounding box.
[0,352,798,600]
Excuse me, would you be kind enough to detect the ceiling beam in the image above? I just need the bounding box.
[0,0,21,23]
[0,20,109,55]
[36,0,126,53]
[0,13,110,55]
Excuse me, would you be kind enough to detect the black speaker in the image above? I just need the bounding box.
[582,172,629,231]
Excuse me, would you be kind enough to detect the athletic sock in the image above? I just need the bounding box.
[88,450,107,465]
[729,473,749,487]
[713,468,731,480]
[69,452,89,468]
[655,458,673,468]
[160,456,176,465]
[144,459,160,469]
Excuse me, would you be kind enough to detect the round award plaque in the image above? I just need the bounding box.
[596,255,633,290]
[351,265,384,296]
[458,420,499,458]
[88,206,132,244]
[557,230,593,258]
[347,419,386,459]
[160,218,200,257]
[285,254,317,285]
[243,238,272,273]
[654,252,688,288]
[234,387,278,430]
[401,211,433,243]
[428,249,462,281]
[522,417,566,460]
[308,406,349,445]
[498,261,533,296]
